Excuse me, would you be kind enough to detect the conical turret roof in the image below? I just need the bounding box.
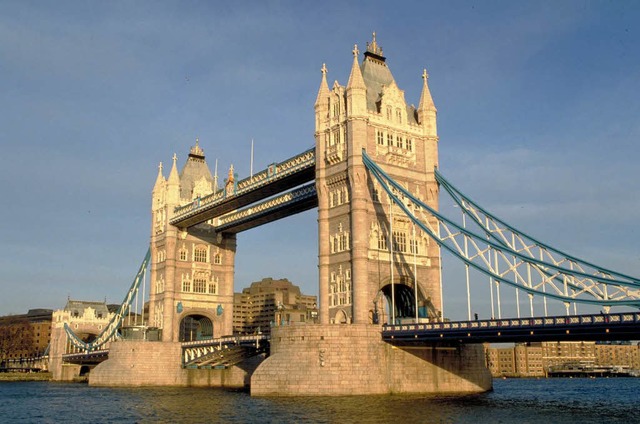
[179,138,214,199]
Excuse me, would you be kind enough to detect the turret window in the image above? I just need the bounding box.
[377,130,384,145]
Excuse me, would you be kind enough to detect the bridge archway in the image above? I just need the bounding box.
[379,282,437,324]
[333,309,349,324]
[179,314,213,342]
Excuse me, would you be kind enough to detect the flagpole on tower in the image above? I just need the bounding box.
[250,138,254,179]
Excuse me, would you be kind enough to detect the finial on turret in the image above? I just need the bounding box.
[366,32,383,57]
[228,164,235,182]
[189,137,205,158]
[158,162,163,173]
[422,68,429,81]
[364,31,385,62]
[172,153,177,163]
[352,44,359,57]
[321,63,327,75]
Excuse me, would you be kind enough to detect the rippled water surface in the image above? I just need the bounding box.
[1,378,639,423]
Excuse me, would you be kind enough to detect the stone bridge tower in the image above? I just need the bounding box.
[149,141,235,342]
[252,35,490,397]
[315,34,441,325]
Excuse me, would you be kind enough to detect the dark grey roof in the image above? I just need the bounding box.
[360,54,419,125]
[179,147,214,200]
[64,300,109,318]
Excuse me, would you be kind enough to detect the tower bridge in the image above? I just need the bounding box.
[53,34,640,395]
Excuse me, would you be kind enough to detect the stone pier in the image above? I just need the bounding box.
[89,340,263,388]
[251,324,492,396]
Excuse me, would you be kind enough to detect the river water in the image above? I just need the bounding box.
[1,378,638,423]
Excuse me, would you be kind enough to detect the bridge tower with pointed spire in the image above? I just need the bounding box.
[252,35,491,396]
[149,139,236,342]
[315,33,441,326]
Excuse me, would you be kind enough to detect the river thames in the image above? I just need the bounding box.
[1,378,638,423]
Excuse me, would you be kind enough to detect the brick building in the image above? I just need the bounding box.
[233,278,317,334]
[0,309,53,361]
[487,341,640,377]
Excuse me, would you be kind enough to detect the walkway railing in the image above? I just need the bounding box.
[382,312,640,344]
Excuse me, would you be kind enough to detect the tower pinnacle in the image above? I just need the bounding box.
[168,153,179,184]
[347,43,366,90]
[315,63,330,108]
[418,68,437,113]
[153,161,165,192]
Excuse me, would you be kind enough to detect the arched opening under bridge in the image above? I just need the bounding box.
[179,315,213,342]
[380,283,438,324]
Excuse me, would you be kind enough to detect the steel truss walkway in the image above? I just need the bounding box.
[383,312,640,344]
[216,183,317,233]
[170,148,315,228]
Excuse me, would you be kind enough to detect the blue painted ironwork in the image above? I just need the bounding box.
[435,168,640,287]
[362,150,640,308]
[64,249,151,352]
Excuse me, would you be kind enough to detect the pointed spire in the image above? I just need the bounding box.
[168,153,180,185]
[153,161,165,190]
[314,63,330,107]
[418,69,438,137]
[346,44,366,90]
[418,68,437,112]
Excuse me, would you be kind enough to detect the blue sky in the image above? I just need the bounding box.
[1,1,639,320]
